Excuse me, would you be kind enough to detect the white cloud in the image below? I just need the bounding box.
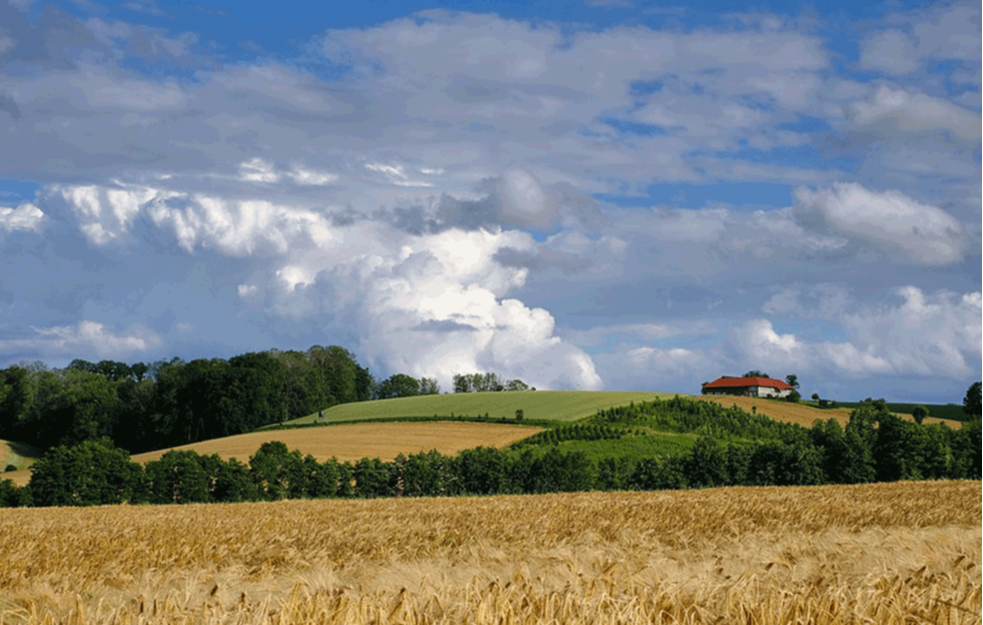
[288,167,338,186]
[794,182,965,264]
[366,163,433,188]
[237,284,258,298]
[741,286,982,379]
[733,319,807,369]
[498,169,554,229]
[239,158,279,183]
[268,227,602,391]
[0,321,161,359]
[54,184,156,245]
[849,85,981,143]
[591,343,711,393]
[859,31,920,75]
[0,203,44,232]
[54,182,335,254]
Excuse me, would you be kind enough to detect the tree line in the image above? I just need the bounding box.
[0,346,374,453]
[3,396,978,508]
[452,372,531,393]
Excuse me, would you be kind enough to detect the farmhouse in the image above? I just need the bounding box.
[701,376,793,399]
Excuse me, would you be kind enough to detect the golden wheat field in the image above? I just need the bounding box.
[0,480,979,624]
[129,421,540,465]
[697,395,964,429]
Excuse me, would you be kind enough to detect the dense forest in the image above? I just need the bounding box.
[2,396,978,508]
[0,346,375,453]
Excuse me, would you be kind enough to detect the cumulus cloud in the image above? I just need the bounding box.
[0,203,44,232]
[794,182,964,264]
[52,182,334,255]
[839,286,982,378]
[0,321,161,360]
[736,287,981,379]
[267,227,603,391]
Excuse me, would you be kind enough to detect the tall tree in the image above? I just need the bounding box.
[963,382,981,417]
[376,374,421,399]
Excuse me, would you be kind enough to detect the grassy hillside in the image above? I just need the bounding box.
[282,390,680,426]
[0,439,41,472]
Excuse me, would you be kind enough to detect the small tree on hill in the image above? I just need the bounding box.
[785,374,799,390]
[912,405,929,425]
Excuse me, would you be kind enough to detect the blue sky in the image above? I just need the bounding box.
[0,0,979,403]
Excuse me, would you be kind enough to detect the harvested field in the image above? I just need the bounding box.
[130,421,540,465]
[698,395,964,429]
[0,480,979,624]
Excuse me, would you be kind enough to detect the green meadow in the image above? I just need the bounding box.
[282,391,683,426]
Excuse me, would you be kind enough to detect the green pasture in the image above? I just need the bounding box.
[284,391,683,426]
[0,439,41,472]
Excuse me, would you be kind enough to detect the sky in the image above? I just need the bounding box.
[0,0,980,404]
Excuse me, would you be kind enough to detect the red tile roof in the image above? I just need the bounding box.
[702,376,793,391]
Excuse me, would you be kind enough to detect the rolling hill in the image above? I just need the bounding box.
[278,390,680,426]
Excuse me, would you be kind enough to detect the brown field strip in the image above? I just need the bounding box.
[0,480,979,624]
[129,421,541,465]
[697,395,964,429]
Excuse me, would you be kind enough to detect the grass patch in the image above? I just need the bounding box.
[0,439,42,472]
[280,391,682,426]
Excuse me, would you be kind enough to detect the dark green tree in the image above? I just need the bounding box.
[684,436,730,488]
[376,374,421,399]
[250,441,307,500]
[912,405,929,425]
[353,457,391,498]
[963,382,981,417]
[29,438,145,506]
[454,447,508,495]
[145,450,211,504]
[418,377,440,395]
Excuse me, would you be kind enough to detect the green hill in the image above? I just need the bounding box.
[1,439,42,473]
[280,391,681,427]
